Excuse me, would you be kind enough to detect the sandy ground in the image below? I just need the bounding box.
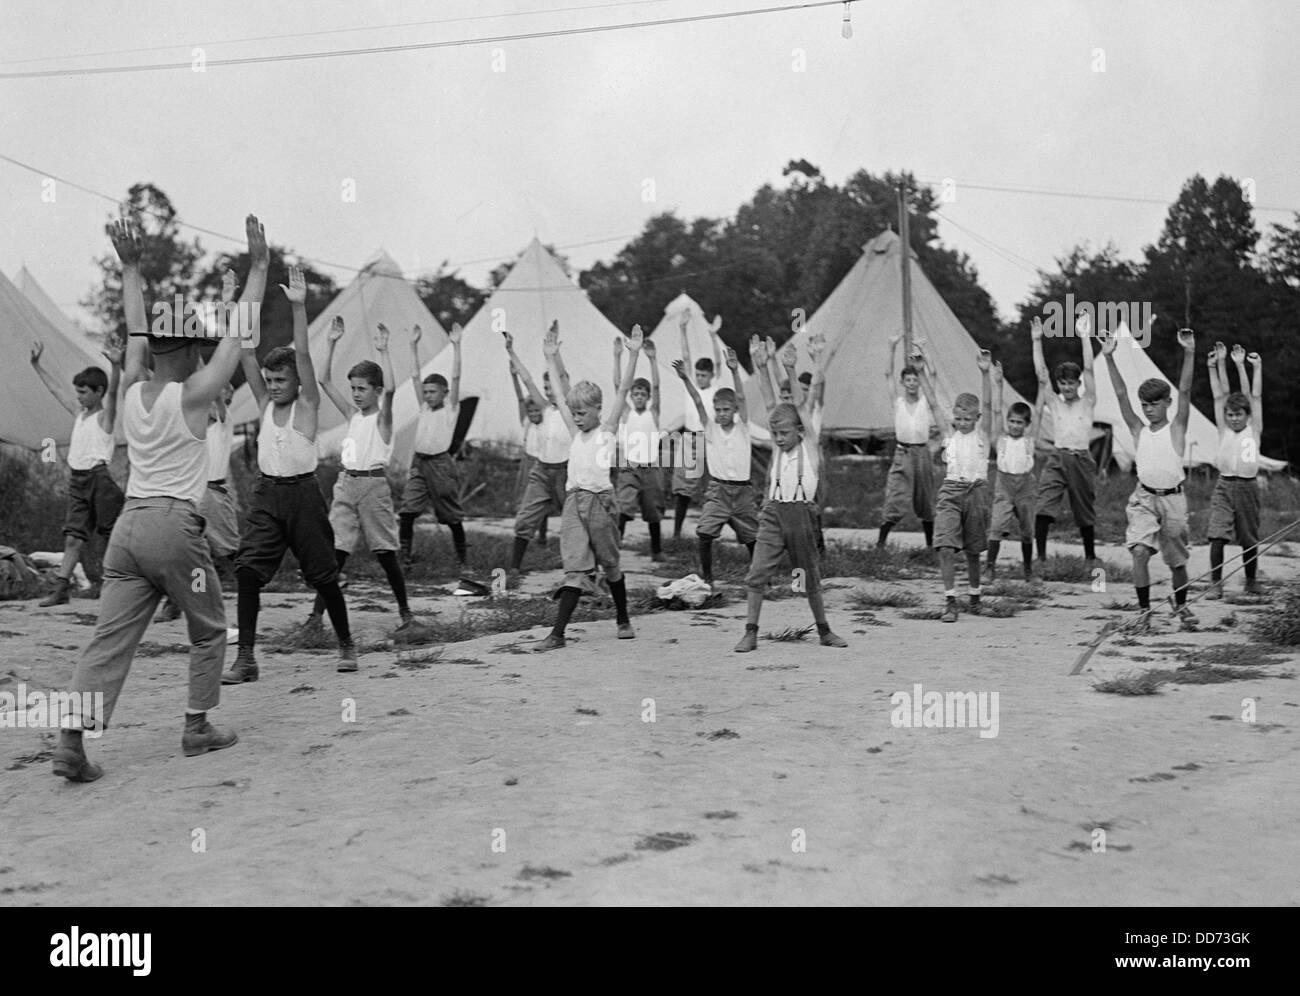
[2,522,1298,907]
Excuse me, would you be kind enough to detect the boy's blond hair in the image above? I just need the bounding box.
[953,392,980,414]
[769,402,804,431]
[567,380,602,410]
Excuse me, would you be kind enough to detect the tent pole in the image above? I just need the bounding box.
[898,182,914,359]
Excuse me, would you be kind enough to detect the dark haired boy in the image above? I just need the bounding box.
[614,335,665,561]
[224,265,355,682]
[29,343,125,605]
[877,332,936,549]
[1205,342,1264,598]
[399,323,467,567]
[985,363,1042,582]
[300,317,412,632]
[671,312,726,538]
[1031,314,1098,565]
[1102,327,1198,629]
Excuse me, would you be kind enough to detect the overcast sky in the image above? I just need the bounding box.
[3,0,1297,331]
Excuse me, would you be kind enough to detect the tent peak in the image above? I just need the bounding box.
[360,249,404,278]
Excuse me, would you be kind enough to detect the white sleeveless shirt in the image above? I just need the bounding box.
[996,434,1035,475]
[124,381,207,504]
[206,413,232,482]
[943,430,989,482]
[537,407,571,464]
[705,420,750,481]
[258,400,317,476]
[894,396,932,445]
[67,409,115,470]
[342,410,392,471]
[1217,425,1259,479]
[621,407,660,466]
[1135,423,1184,490]
[1050,395,1094,450]
[567,428,614,492]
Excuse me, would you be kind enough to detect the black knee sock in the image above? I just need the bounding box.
[551,587,581,639]
[1175,583,1188,606]
[537,519,548,544]
[314,551,348,616]
[1210,539,1225,582]
[986,540,1000,565]
[317,581,351,643]
[236,569,261,649]
[1021,542,1034,573]
[449,522,467,564]
[745,541,755,561]
[376,550,409,613]
[877,522,893,547]
[399,513,416,552]
[1081,525,1096,561]
[1034,516,1052,560]
[922,520,934,547]
[1136,585,1150,610]
[698,535,714,581]
[674,494,690,536]
[1245,547,1258,582]
[511,536,528,570]
[648,521,662,554]
[610,576,629,624]
[618,514,632,538]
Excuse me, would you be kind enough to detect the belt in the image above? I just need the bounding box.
[713,478,752,487]
[1141,482,1184,496]
[540,460,567,469]
[895,441,927,449]
[1219,475,1255,482]
[1056,447,1091,454]
[261,471,315,484]
[69,463,108,476]
[207,480,228,494]
[414,451,451,460]
[345,468,386,477]
[946,476,987,485]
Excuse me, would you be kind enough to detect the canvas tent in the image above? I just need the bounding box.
[228,250,449,462]
[1090,320,1285,472]
[0,267,104,450]
[13,266,103,359]
[402,238,630,452]
[787,229,1033,436]
[644,293,768,436]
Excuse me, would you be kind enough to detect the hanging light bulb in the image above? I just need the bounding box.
[841,1,853,39]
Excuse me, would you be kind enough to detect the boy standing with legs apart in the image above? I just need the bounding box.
[225,265,356,681]
[533,324,641,652]
[303,318,412,632]
[1205,342,1264,598]
[1101,327,1198,629]
[931,352,994,623]
[30,341,125,605]
[53,218,264,782]
[399,324,468,567]
[985,361,1042,583]
[509,356,548,546]
[507,330,569,575]
[877,333,936,549]
[676,350,757,586]
[672,313,725,539]
[1032,314,1099,565]
[614,334,665,561]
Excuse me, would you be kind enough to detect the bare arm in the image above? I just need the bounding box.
[506,335,548,411]
[1170,329,1195,458]
[725,347,747,423]
[375,323,396,445]
[189,216,268,413]
[602,326,643,432]
[1030,317,1050,397]
[1229,343,1249,397]
[989,362,1004,447]
[707,316,726,388]
[749,336,777,414]
[281,266,319,418]
[1207,345,1226,429]
[99,344,124,433]
[1247,351,1263,438]
[104,219,152,394]
[28,343,79,415]
[612,336,623,397]
[543,323,576,436]
[978,351,993,442]
[447,323,462,410]
[781,341,803,408]
[917,366,948,438]
[549,321,572,398]
[409,325,424,405]
[317,317,352,418]
[1076,312,1096,399]
[1100,335,1142,437]
[644,339,661,425]
[884,332,901,397]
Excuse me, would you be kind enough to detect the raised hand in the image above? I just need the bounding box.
[678,312,689,335]
[1213,340,1227,362]
[765,336,778,358]
[613,336,624,356]
[672,359,689,381]
[781,342,798,368]
[710,316,723,334]
[1100,332,1119,356]
[449,322,463,346]
[501,329,513,350]
[102,344,125,368]
[1177,328,1196,353]
[328,316,345,343]
[246,214,268,266]
[1246,351,1262,366]
[1230,343,1246,364]
[1074,311,1092,338]
[29,341,43,364]
[220,268,239,304]
[642,337,656,358]
[543,321,560,358]
[108,219,144,265]
[374,322,390,353]
[627,325,643,352]
[279,265,307,305]
[1030,316,1044,342]
[749,335,767,367]
[976,349,991,372]
[724,346,738,371]
[808,333,825,361]
[411,324,423,346]
[991,360,1004,383]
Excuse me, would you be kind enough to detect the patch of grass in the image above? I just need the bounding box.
[440,889,492,907]
[1093,671,1170,695]
[764,624,814,642]
[135,641,189,657]
[517,865,572,881]
[1250,584,1300,645]
[1164,663,1280,684]
[849,588,921,610]
[1168,643,1295,668]
[900,606,945,620]
[851,612,892,627]
[394,647,444,669]
[1102,600,1138,611]
[634,831,695,852]
[1036,554,1132,585]
[983,579,1050,602]
[974,597,1020,618]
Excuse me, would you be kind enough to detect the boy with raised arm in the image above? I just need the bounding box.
[1102,327,1198,628]
[1205,342,1265,598]
[399,323,468,568]
[1032,313,1099,565]
[52,218,264,782]
[30,340,125,606]
[507,330,570,575]
[877,333,937,549]
[532,324,641,652]
[676,346,756,586]
[671,312,725,539]
[510,356,548,545]
[613,334,665,561]
[224,265,355,683]
[300,318,413,632]
[985,361,1042,582]
[929,352,994,623]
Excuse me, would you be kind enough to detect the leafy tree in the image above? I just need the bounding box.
[416,264,486,331]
